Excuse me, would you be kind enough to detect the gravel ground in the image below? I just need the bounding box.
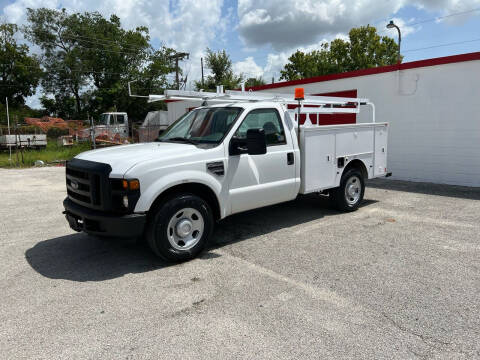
[1,167,479,359]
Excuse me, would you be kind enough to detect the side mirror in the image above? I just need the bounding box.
[246,128,267,155]
[158,129,165,137]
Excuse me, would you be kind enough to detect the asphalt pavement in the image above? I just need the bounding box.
[1,167,479,359]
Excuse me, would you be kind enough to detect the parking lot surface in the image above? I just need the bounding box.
[1,167,479,359]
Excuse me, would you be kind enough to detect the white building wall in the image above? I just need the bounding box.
[257,60,480,187]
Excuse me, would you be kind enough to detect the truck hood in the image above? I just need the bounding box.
[75,142,203,177]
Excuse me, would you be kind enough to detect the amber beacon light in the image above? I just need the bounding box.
[294,88,305,100]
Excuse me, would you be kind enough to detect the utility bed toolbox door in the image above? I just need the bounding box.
[300,131,336,192]
[300,122,389,193]
[374,124,388,176]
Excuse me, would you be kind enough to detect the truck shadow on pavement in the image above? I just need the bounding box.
[25,194,376,282]
[25,234,168,282]
[212,195,376,248]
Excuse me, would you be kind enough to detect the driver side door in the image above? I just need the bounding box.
[226,108,297,214]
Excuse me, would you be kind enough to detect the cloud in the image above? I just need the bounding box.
[237,0,480,51]
[233,56,264,78]
[237,0,405,50]
[233,33,350,84]
[2,0,225,92]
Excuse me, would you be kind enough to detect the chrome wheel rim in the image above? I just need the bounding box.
[345,176,361,205]
[167,208,204,251]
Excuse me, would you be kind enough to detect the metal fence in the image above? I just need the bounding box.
[0,123,166,150]
[75,124,164,145]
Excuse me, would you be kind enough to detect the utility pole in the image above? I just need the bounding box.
[201,57,204,87]
[170,52,189,90]
[5,97,10,135]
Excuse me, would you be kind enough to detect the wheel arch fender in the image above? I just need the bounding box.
[340,158,369,180]
[134,171,223,220]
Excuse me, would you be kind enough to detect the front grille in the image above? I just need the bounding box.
[66,158,112,211]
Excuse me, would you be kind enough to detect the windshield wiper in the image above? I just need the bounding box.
[164,137,199,145]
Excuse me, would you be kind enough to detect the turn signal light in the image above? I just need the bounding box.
[122,179,140,191]
[129,179,140,190]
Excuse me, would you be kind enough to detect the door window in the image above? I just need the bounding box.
[115,115,125,125]
[234,109,286,146]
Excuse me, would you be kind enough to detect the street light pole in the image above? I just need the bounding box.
[386,20,401,64]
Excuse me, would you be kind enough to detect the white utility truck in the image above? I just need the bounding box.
[63,87,390,261]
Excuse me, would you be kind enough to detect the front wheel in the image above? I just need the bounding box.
[146,194,214,262]
[329,169,365,212]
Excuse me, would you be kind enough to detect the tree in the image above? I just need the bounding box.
[195,48,243,90]
[280,25,401,81]
[25,8,177,120]
[0,23,42,106]
[24,8,90,116]
[245,76,266,88]
[40,94,77,119]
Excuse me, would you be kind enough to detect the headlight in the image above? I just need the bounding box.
[122,195,129,208]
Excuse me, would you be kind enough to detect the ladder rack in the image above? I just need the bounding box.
[130,84,375,122]
[148,87,368,104]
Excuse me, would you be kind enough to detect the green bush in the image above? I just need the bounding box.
[18,125,41,134]
[46,127,69,139]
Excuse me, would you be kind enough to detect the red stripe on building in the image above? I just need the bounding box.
[246,52,480,92]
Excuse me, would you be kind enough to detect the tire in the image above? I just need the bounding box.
[146,193,214,262]
[329,168,365,212]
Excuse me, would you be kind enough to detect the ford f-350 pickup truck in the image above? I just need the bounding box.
[64,88,389,261]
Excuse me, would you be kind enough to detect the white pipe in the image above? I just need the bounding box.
[367,102,375,123]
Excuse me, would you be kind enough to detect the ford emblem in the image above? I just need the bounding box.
[71,180,79,190]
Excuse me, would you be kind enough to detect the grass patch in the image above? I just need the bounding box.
[0,141,92,168]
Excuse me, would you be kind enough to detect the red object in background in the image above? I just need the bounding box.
[287,89,357,126]
[24,116,86,135]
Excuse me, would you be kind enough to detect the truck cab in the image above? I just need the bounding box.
[64,90,389,262]
[96,112,129,139]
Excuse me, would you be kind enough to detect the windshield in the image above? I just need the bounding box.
[159,107,242,144]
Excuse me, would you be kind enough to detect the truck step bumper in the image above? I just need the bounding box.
[63,198,146,238]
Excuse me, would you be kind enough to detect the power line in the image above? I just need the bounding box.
[408,7,480,27]
[25,25,155,53]
[24,28,167,56]
[13,6,480,59]
[0,62,179,78]
[378,7,480,34]
[403,38,480,53]
[0,62,128,76]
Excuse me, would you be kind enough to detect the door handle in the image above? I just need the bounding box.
[287,152,294,165]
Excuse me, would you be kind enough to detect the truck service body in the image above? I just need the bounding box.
[64,88,389,261]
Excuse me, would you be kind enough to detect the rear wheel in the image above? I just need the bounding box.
[146,194,214,262]
[329,168,365,211]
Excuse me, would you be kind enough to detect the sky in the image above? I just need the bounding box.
[1,0,479,108]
